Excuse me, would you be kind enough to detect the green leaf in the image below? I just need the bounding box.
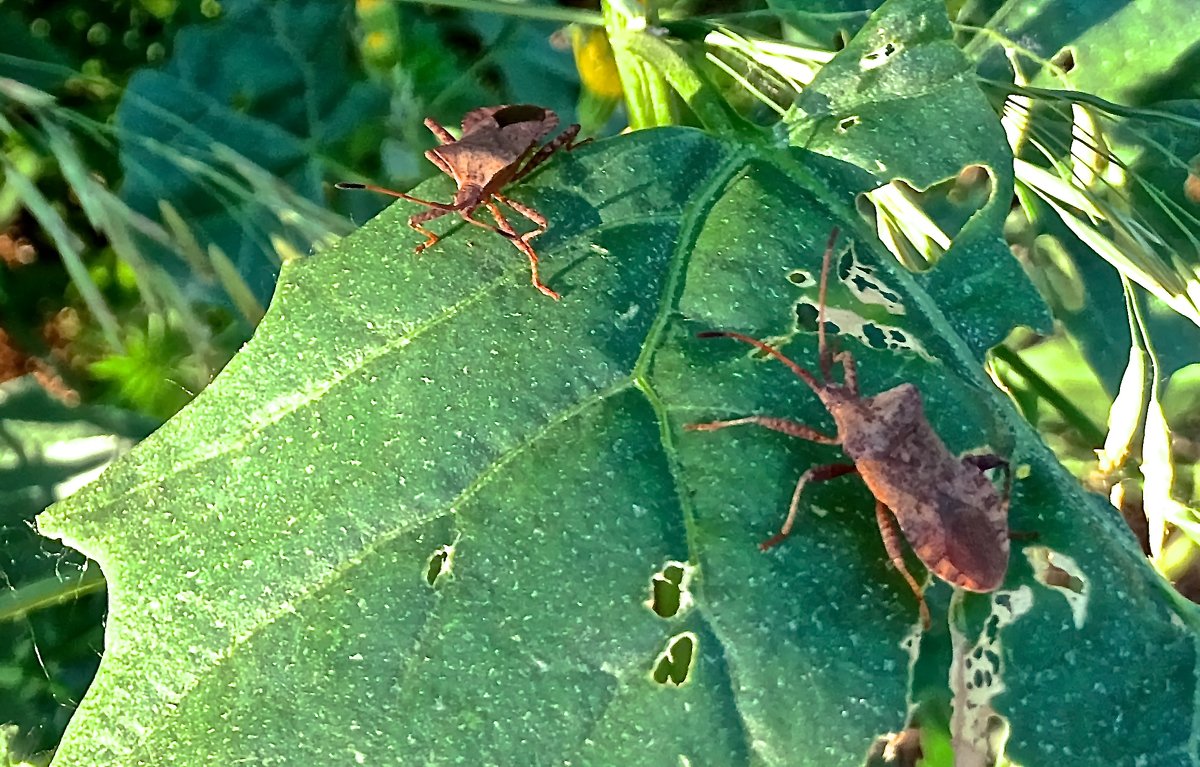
[0,9,73,94]
[963,0,1200,107]
[466,11,580,118]
[38,124,1200,764]
[786,0,1051,358]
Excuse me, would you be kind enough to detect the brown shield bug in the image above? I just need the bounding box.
[337,104,585,300]
[687,227,1012,628]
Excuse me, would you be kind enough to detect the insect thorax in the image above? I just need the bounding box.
[833,383,928,460]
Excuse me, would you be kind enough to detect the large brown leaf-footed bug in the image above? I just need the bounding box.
[337,104,586,300]
[686,228,1012,628]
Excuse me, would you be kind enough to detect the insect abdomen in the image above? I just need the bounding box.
[845,408,1010,592]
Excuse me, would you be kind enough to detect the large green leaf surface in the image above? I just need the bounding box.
[38,123,1200,764]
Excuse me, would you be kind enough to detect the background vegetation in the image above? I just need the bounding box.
[2,0,1199,764]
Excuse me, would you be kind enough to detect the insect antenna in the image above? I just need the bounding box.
[816,226,840,382]
[335,182,461,213]
[696,331,822,395]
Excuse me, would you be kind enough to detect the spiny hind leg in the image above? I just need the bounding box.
[483,200,559,300]
[409,208,453,253]
[460,203,518,239]
[493,194,547,242]
[512,123,585,182]
[424,118,456,145]
[874,500,931,629]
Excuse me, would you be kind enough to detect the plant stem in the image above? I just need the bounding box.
[394,0,603,26]
[993,344,1107,446]
[618,31,740,134]
[0,568,107,623]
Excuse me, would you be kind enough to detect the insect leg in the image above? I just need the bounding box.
[452,203,537,256]
[874,500,932,629]
[816,228,840,381]
[761,462,858,550]
[423,118,457,145]
[512,124,587,182]
[693,331,823,395]
[480,200,561,300]
[832,350,859,396]
[459,203,519,238]
[409,208,453,253]
[454,202,560,299]
[684,416,838,443]
[424,150,454,177]
[494,194,547,242]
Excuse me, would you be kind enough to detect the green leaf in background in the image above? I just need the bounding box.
[115,0,386,302]
[962,0,1200,107]
[0,377,156,520]
[36,123,1200,764]
[0,9,72,94]
[765,0,884,14]
[466,11,579,119]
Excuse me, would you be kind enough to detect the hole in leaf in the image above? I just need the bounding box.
[1042,564,1084,592]
[1050,47,1076,73]
[862,323,886,349]
[948,587,1028,766]
[857,167,995,273]
[646,560,694,618]
[425,544,454,586]
[837,115,861,133]
[1024,546,1089,627]
[786,268,815,287]
[865,726,923,766]
[789,239,931,361]
[860,41,898,70]
[794,301,818,330]
[651,632,696,686]
[844,262,903,310]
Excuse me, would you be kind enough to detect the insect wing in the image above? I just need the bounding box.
[933,479,1010,591]
[857,455,1009,592]
[427,135,530,191]
[460,104,553,136]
